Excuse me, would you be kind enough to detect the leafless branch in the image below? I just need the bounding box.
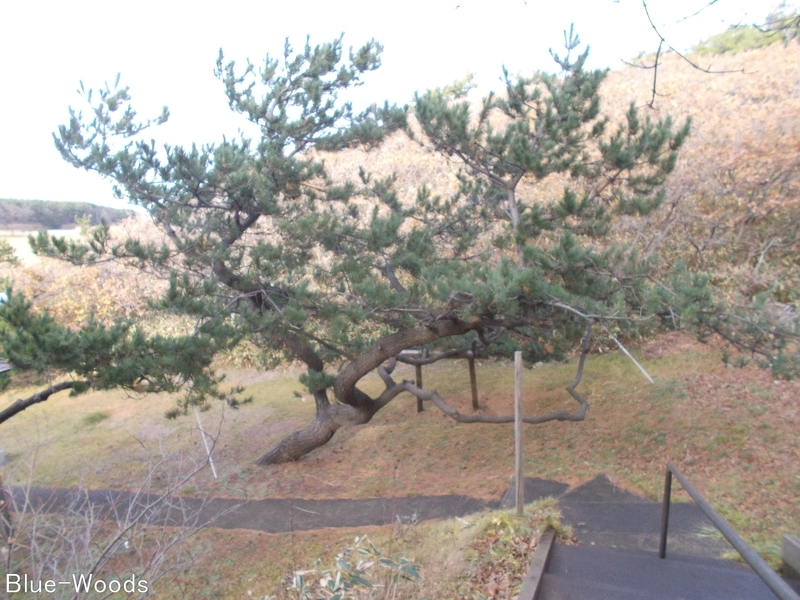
[677,0,720,23]
[397,320,592,425]
[2,415,238,599]
[635,0,745,107]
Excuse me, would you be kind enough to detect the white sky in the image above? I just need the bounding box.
[0,0,789,209]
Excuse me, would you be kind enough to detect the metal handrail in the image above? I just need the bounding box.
[660,461,799,600]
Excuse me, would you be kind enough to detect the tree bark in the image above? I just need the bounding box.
[256,319,485,465]
[507,185,525,268]
[255,316,536,465]
[255,401,376,465]
[0,380,85,425]
[334,317,480,408]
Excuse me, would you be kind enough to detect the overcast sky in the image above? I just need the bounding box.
[0,0,789,209]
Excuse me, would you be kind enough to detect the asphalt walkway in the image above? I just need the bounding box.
[1,474,775,560]
[9,474,799,599]
[9,480,568,533]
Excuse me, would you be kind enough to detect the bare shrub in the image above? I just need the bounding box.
[1,416,237,599]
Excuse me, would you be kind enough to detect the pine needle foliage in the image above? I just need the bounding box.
[4,32,796,460]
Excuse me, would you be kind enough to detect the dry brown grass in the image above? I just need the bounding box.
[316,44,800,300]
[1,43,799,596]
[1,332,797,567]
[4,45,798,323]
[0,217,165,325]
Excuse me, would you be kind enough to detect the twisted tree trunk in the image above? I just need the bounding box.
[255,396,376,465]
[256,318,482,465]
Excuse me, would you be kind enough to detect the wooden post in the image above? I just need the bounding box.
[514,351,524,515]
[468,340,479,411]
[415,364,423,413]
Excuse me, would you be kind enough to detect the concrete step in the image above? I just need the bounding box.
[543,543,781,600]
[557,474,653,504]
[570,531,732,557]
[538,572,665,600]
[557,475,730,558]
[560,500,713,535]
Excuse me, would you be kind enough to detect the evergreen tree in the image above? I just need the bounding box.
[5,33,795,463]
[0,287,236,425]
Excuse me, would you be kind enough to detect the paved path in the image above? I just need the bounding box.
[9,486,489,533]
[7,477,577,533]
[1,473,772,560]
[554,474,730,558]
[9,474,799,599]
[4,475,725,545]
[8,480,570,534]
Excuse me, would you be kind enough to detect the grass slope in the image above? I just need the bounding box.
[1,42,799,598]
[1,333,798,596]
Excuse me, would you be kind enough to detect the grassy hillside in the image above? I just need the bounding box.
[0,41,798,599]
[0,198,134,230]
[1,333,797,597]
[321,42,800,306]
[3,43,797,328]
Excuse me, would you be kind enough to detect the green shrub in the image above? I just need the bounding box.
[692,26,776,55]
[81,410,109,426]
[692,10,799,56]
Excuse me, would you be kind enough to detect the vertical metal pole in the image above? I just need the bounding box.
[415,364,423,413]
[659,466,672,558]
[514,351,524,516]
[194,405,218,479]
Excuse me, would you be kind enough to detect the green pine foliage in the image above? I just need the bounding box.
[693,25,779,55]
[3,31,797,453]
[0,240,18,266]
[692,9,800,55]
[411,28,691,358]
[0,285,244,423]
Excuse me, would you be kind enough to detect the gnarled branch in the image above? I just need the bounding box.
[397,320,593,425]
[0,380,88,425]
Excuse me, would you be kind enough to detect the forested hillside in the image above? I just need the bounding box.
[1,42,797,341]
[0,198,134,230]
[323,42,800,309]
[0,31,798,598]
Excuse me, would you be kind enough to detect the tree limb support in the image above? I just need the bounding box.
[400,321,593,425]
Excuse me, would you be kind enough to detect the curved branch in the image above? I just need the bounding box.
[398,320,593,425]
[638,0,745,107]
[0,380,88,425]
[281,331,324,372]
[333,316,484,406]
[394,348,468,366]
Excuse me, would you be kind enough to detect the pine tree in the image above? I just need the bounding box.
[5,32,795,462]
[0,287,236,425]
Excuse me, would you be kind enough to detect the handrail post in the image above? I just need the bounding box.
[659,465,672,559]
[662,462,800,600]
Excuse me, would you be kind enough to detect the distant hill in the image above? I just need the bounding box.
[0,199,134,230]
